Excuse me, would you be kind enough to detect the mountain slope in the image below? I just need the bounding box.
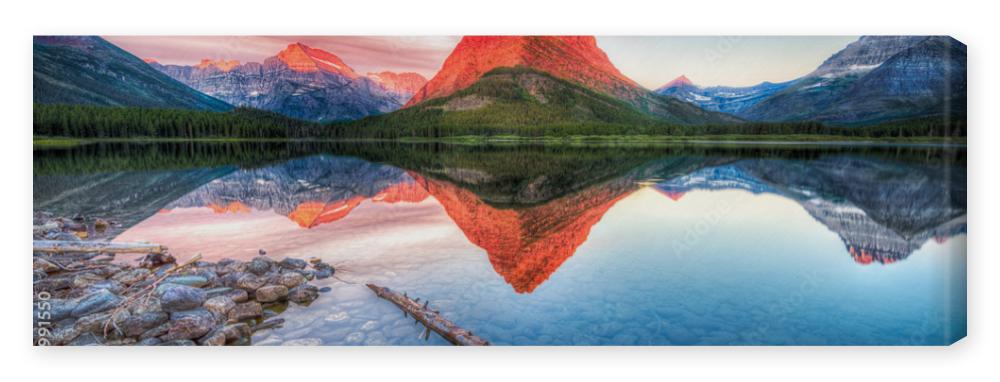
[151,43,401,122]
[33,36,230,111]
[742,36,966,125]
[367,71,428,103]
[405,36,736,124]
[348,67,693,131]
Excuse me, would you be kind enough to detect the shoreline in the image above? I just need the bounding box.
[33,135,968,148]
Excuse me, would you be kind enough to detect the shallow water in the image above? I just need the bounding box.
[33,141,967,345]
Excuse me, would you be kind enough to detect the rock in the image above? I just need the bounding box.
[71,290,122,317]
[274,272,305,288]
[198,330,228,346]
[49,232,82,242]
[281,338,323,346]
[139,322,170,340]
[318,287,332,293]
[252,317,285,332]
[139,253,176,269]
[204,287,233,299]
[110,268,151,286]
[288,284,319,304]
[68,332,103,346]
[43,298,79,322]
[158,339,197,346]
[105,338,137,346]
[234,274,266,292]
[120,311,169,337]
[258,249,267,256]
[137,337,161,346]
[130,296,162,315]
[93,218,110,232]
[226,289,249,303]
[279,257,308,270]
[158,285,207,312]
[314,269,332,279]
[74,310,128,335]
[247,256,273,276]
[82,280,124,295]
[255,285,289,303]
[33,258,62,273]
[161,309,216,341]
[71,273,106,289]
[162,275,209,288]
[221,323,251,341]
[203,296,236,316]
[228,302,263,322]
[49,324,82,345]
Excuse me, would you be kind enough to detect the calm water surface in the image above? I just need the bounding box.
[33,141,967,345]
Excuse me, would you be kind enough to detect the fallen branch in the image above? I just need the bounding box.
[366,284,489,346]
[34,240,165,255]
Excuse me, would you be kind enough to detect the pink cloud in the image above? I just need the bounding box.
[103,36,459,78]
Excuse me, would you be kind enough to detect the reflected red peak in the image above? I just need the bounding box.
[372,181,430,204]
[411,172,634,293]
[207,201,250,214]
[287,197,365,228]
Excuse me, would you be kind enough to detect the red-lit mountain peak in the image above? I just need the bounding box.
[276,43,358,78]
[367,71,428,95]
[194,58,240,72]
[655,75,693,92]
[405,35,644,106]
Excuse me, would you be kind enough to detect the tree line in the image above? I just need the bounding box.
[34,104,966,140]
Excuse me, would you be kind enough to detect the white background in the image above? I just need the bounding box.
[2,0,996,380]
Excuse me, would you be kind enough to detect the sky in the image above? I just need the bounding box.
[104,36,858,88]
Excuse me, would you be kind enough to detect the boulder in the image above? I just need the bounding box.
[228,302,263,322]
[255,285,289,303]
[158,285,207,312]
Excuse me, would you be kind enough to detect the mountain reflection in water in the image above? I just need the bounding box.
[33,142,966,345]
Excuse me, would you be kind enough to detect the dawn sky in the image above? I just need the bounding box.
[105,36,858,88]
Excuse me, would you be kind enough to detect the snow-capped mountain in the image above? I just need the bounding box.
[655,75,793,115]
[150,43,404,122]
[741,36,966,124]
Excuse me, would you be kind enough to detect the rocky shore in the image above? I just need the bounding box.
[33,215,336,346]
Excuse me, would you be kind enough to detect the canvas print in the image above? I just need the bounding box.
[32,35,967,346]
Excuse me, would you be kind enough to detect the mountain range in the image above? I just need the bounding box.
[148,43,427,122]
[33,35,967,130]
[33,36,231,111]
[655,36,966,125]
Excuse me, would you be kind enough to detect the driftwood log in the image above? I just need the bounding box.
[33,240,165,255]
[367,284,489,346]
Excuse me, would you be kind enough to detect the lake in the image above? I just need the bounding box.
[33,141,967,345]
